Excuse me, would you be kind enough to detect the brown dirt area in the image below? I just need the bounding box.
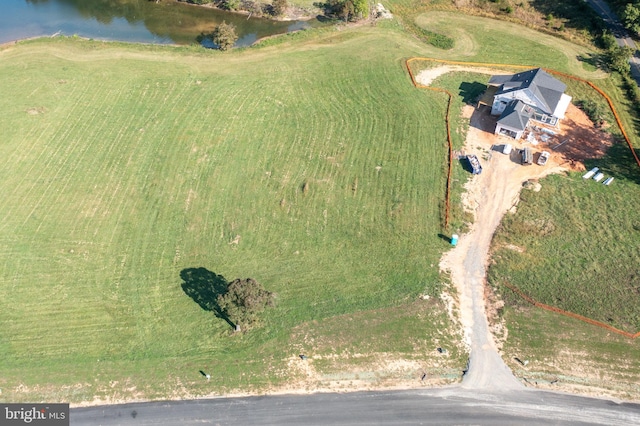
[415,65,615,171]
[467,102,614,172]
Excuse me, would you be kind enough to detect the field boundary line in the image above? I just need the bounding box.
[404,60,454,229]
[502,281,640,339]
[405,57,640,229]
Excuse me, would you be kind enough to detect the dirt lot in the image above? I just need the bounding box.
[465,102,614,171]
[415,65,615,171]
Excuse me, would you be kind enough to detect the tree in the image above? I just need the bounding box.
[340,0,355,21]
[221,0,240,11]
[321,0,368,22]
[607,46,634,75]
[351,0,368,20]
[217,278,275,331]
[622,2,640,35]
[211,21,238,51]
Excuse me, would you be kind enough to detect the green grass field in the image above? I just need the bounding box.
[489,169,640,332]
[0,28,466,402]
[1,8,639,403]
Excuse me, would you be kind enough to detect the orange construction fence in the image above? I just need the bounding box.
[405,57,640,229]
[502,281,640,339]
[406,58,640,338]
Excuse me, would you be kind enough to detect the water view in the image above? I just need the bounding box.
[0,0,320,47]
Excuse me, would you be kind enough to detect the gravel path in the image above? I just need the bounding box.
[438,102,568,391]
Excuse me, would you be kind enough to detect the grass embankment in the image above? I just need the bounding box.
[0,30,464,403]
[489,172,640,332]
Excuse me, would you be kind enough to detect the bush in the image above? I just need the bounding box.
[315,0,368,22]
[413,25,454,50]
[606,45,634,74]
[221,0,240,10]
[211,21,238,51]
[243,0,265,16]
[576,99,606,128]
[217,278,275,330]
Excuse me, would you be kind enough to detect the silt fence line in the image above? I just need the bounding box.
[405,58,640,231]
[502,281,640,339]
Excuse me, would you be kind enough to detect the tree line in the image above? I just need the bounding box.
[193,0,371,51]
[182,0,288,18]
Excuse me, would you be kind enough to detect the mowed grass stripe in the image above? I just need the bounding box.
[0,33,456,400]
[33,81,143,237]
[3,79,113,233]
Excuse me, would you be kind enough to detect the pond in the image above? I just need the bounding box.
[0,0,322,47]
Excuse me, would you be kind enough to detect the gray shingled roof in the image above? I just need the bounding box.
[497,100,534,131]
[489,68,566,115]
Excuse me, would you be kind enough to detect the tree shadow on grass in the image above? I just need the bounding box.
[577,53,609,73]
[180,267,235,329]
[458,82,487,105]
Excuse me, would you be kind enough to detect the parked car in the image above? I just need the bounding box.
[521,147,533,165]
[537,150,550,166]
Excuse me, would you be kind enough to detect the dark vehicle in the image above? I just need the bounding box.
[467,155,482,174]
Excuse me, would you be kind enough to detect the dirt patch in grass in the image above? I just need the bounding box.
[274,300,465,394]
[502,307,640,401]
[458,97,612,173]
[541,107,615,169]
[416,65,510,87]
[416,65,615,172]
[26,106,46,115]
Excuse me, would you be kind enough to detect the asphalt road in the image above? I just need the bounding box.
[71,388,640,425]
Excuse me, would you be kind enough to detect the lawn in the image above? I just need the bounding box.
[500,306,640,399]
[0,29,463,403]
[1,8,639,403]
[488,167,640,333]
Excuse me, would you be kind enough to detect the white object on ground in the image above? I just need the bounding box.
[583,167,599,179]
[537,151,550,166]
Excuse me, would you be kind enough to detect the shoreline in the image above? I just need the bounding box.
[0,0,323,50]
[178,0,319,23]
